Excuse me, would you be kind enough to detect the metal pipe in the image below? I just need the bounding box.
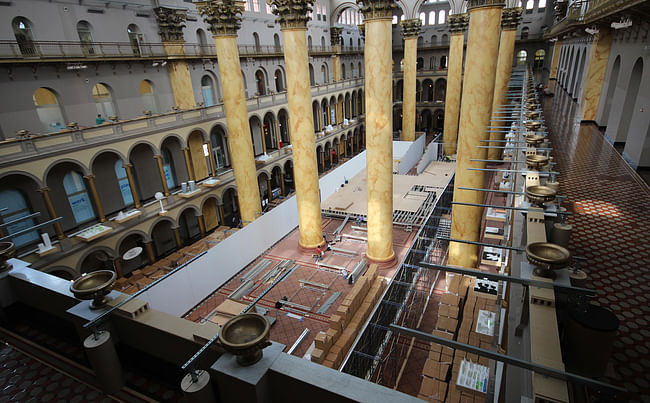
[457,186,524,195]
[451,201,572,216]
[389,324,626,394]
[435,236,525,252]
[466,168,558,175]
[0,217,62,241]
[410,262,596,294]
[477,146,552,151]
[0,212,40,228]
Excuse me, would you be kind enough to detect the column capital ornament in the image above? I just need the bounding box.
[501,7,522,30]
[154,6,187,42]
[357,0,395,21]
[330,26,343,45]
[400,19,422,38]
[357,24,365,39]
[269,0,313,29]
[448,13,469,34]
[196,0,244,36]
[467,0,505,10]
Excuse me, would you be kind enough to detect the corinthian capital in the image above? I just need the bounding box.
[448,13,469,33]
[330,26,343,45]
[269,0,313,29]
[357,0,395,21]
[196,0,244,36]
[400,19,422,38]
[154,7,187,42]
[501,7,522,30]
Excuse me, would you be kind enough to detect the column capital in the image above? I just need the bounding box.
[400,19,422,38]
[330,26,343,46]
[501,7,522,30]
[123,163,133,169]
[269,0,313,29]
[154,6,187,42]
[467,0,505,10]
[357,0,395,21]
[38,186,51,193]
[196,0,244,36]
[83,174,96,180]
[448,13,469,34]
[357,23,365,39]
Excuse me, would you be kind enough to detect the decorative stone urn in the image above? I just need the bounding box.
[0,242,15,272]
[526,242,571,278]
[526,185,557,207]
[70,270,117,309]
[219,313,272,366]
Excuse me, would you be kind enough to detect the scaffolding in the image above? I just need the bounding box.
[340,176,454,387]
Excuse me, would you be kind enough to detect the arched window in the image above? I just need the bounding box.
[419,12,426,25]
[438,10,446,24]
[63,171,95,224]
[534,49,546,69]
[161,148,176,188]
[431,35,437,44]
[139,80,157,113]
[274,34,281,51]
[417,37,423,47]
[525,0,534,13]
[538,0,547,10]
[517,50,528,65]
[92,83,116,118]
[0,189,38,247]
[127,24,144,56]
[350,63,355,78]
[521,27,529,39]
[321,64,329,83]
[274,68,284,92]
[442,34,448,43]
[358,62,362,77]
[342,63,346,79]
[114,161,134,206]
[255,69,266,95]
[33,88,65,132]
[321,36,326,48]
[77,21,94,55]
[308,35,313,50]
[439,56,448,69]
[211,127,230,170]
[309,64,315,85]
[201,75,216,106]
[349,37,353,48]
[197,29,208,54]
[429,11,436,25]
[253,32,260,51]
[12,17,37,56]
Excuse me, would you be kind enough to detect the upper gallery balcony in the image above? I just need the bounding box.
[0,40,364,64]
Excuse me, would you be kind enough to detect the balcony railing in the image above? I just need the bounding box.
[0,40,364,62]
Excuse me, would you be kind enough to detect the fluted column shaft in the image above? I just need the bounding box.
[443,13,469,156]
[448,2,504,269]
[488,8,521,161]
[361,1,395,263]
[579,29,612,122]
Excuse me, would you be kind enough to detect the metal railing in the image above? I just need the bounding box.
[0,40,363,61]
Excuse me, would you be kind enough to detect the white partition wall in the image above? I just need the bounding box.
[139,152,367,317]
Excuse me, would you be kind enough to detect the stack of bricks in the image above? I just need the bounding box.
[418,274,471,402]
[311,264,386,368]
[446,278,498,403]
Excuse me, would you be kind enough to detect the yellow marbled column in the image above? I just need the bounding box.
[488,9,521,161]
[579,30,612,122]
[214,35,262,225]
[442,17,468,156]
[332,54,342,82]
[282,28,324,249]
[330,28,343,82]
[401,34,418,141]
[548,39,562,93]
[448,4,503,269]
[365,15,394,263]
[163,42,196,109]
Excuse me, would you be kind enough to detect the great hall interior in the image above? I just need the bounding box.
[0,0,649,402]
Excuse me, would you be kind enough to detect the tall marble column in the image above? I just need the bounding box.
[331,28,343,82]
[198,0,262,225]
[547,39,562,94]
[579,28,612,122]
[360,0,395,264]
[38,187,65,240]
[400,19,421,142]
[270,0,324,250]
[155,7,196,109]
[442,13,469,156]
[448,0,504,269]
[488,7,521,161]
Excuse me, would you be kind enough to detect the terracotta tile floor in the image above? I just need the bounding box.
[185,217,416,359]
[545,89,650,402]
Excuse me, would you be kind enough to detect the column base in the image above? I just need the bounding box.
[365,250,396,270]
[298,239,326,255]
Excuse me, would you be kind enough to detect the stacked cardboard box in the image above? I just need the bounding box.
[311,264,386,368]
[446,279,498,403]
